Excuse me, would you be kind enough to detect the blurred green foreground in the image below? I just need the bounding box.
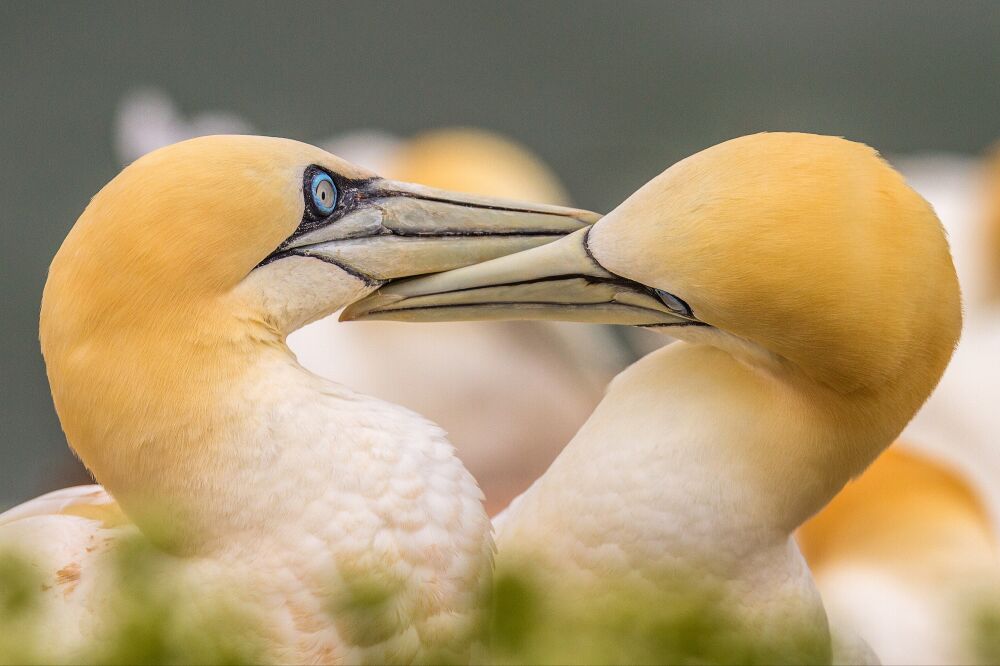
[1,534,997,665]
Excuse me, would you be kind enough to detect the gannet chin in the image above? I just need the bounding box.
[0,135,598,663]
[345,132,963,661]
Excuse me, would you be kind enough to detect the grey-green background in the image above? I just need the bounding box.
[2,1,999,506]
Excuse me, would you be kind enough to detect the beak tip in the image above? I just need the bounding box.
[339,302,370,322]
[341,290,400,321]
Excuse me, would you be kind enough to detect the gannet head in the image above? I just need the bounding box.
[39,135,596,495]
[346,132,961,406]
[43,135,596,337]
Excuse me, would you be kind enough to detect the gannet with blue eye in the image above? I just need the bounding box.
[345,132,963,661]
[0,135,598,663]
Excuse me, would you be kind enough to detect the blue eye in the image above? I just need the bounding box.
[310,171,337,215]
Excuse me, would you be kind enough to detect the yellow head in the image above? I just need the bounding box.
[45,137,337,341]
[590,133,961,395]
[40,135,596,490]
[347,132,961,428]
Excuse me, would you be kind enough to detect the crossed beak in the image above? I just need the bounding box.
[263,178,601,285]
[341,227,701,328]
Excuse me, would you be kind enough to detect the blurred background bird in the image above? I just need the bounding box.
[898,149,1000,523]
[799,447,1000,665]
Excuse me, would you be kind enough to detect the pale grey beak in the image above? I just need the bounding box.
[265,179,600,285]
[341,227,700,327]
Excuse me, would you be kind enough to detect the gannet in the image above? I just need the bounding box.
[789,149,1000,665]
[290,128,618,514]
[345,132,963,660]
[0,135,598,663]
[798,446,1000,665]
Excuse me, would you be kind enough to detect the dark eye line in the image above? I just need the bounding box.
[655,289,693,317]
[283,167,378,248]
[583,227,697,321]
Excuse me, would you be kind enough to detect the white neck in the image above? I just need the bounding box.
[50,313,494,659]
[89,340,486,557]
[494,339,900,640]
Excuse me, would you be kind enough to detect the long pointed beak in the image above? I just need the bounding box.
[341,227,700,327]
[270,179,600,285]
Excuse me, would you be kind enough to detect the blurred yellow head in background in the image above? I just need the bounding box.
[386,128,569,204]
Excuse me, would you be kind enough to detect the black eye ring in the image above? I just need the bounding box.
[655,289,693,317]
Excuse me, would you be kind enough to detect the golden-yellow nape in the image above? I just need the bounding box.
[347,132,961,392]
[45,136,328,328]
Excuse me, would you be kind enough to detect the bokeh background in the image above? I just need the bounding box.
[3,1,1000,507]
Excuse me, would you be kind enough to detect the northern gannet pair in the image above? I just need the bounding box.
[1,132,960,663]
[345,132,963,661]
[0,135,597,663]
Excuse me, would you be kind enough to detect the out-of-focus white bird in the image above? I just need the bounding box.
[115,88,255,164]
[345,133,962,662]
[0,135,598,663]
